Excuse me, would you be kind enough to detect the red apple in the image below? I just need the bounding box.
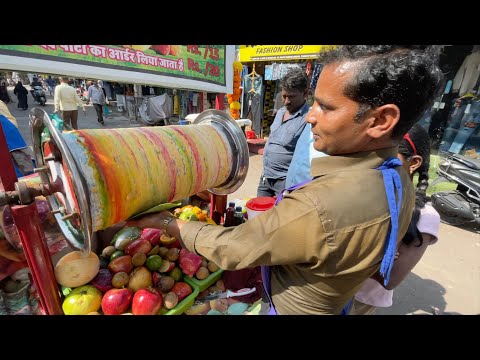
[164,238,182,249]
[101,288,133,315]
[151,45,170,56]
[152,272,162,288]
[141,228,163,246]
[170,282,192,302]
[132,287,163,315]
[125,239,152,257]
[108,255,133,274]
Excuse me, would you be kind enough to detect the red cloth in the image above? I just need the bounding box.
[222,267,262,303]
[215,94,225,110]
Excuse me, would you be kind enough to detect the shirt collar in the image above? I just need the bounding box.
[310,146,399,177]
[279,102,310,121]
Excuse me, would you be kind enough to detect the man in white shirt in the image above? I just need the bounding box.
[54,76,85,130]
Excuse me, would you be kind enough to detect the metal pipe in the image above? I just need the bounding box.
[10,204,63,315]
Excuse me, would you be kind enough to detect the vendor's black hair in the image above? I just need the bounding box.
[399,123,432,247]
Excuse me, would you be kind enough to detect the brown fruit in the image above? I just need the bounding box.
[164,292,178,309]
[158,276,175,293]
[207,261,220,273]
[128,266,152,293]
[201,259,208,268]
[132,252,147,267]
[195,267,210,280]
[147,245,160,256]
[112,272,130,288]
[166,248,179,262]
[158,247,169,259]
[216,279,226,292]
[102,245,116,258]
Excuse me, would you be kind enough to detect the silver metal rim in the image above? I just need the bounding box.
[193,109,249,195]
[29,108,93,253]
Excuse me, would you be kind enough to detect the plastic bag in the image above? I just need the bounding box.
[103,105,112,116]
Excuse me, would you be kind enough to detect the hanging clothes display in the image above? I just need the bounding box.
[173,91,180,115]
[453,49,480,96]
[310,62,323,92]
[242,71,264,135]
[264,65,273,81]
[180,90,188,118]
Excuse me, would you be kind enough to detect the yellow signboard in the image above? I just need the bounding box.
[239,45,333,62]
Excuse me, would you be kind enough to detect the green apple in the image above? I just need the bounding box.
[62,285,102,315]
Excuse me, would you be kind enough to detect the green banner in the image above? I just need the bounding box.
[0,45,226,86]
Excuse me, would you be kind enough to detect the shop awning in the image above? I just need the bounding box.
[239,45,334,62]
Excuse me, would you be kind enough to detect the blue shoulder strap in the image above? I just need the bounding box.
[375,157,403,286]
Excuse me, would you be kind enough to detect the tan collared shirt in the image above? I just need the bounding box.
[181,147,414,314]
[54,83,84,112]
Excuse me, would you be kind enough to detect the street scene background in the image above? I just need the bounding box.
[4,84,480,315]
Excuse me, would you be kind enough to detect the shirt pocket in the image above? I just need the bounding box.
[270,121,301,148]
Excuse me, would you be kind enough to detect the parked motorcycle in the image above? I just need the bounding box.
[430,151,480,226]
[31,85,46,106]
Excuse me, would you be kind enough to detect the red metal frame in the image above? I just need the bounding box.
[0,122,63,315]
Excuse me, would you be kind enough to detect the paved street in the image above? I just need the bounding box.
[3,86,480,315]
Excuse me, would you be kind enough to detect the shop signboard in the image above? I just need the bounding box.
[0,45,234,93]
[239,45,334,62]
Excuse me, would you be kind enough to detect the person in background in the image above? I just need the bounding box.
[29,77,43,99]
[13,81,28,110]
[257,67,310,197]
[349,124,440,315]
[54,76,85,130]
[0,114,35,177]
[0,82,11,104]
[86,80,106,125]
[127,46,442,315]
[45,76,56,97]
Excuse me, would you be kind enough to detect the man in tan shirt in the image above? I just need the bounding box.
[54,76,85,130]
[129,46,443,314]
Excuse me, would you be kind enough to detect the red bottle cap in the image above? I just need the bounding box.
[246,197,276,211]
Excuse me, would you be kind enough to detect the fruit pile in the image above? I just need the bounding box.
[57,225,221,315]
[173,205,216,224]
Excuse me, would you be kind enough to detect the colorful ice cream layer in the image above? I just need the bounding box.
[62,125,233,231]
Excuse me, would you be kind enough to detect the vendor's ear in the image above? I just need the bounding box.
[408,155,423,174]
[366,104,400,139]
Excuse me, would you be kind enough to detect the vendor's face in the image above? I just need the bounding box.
[306,62,372,155]
[282,88,306,113]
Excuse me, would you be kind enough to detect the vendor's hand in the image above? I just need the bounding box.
[394,251,400,260]
[126,210,173,229]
